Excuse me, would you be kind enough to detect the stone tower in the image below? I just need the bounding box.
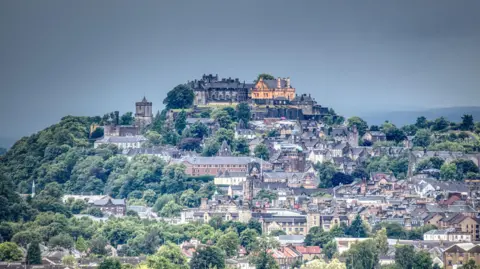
[135,97,153,128]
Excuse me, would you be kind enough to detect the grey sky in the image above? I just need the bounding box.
[1,0,480,139]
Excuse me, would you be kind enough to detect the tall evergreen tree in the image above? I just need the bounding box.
[26,242,42,265]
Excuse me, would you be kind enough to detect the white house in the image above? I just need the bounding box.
[94,135,147,150]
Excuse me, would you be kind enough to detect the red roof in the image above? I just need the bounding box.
[295,246,322,254]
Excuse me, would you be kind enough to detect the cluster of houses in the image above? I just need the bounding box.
[83,74,480,269]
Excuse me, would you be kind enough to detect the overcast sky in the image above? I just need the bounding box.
[1,0,480,139]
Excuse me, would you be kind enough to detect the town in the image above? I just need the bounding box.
[1,73,480,269]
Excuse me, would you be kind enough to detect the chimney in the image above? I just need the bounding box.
[277,77,281,88]
[286,77,291,88]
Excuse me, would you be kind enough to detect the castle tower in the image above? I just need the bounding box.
[135,97,153,128]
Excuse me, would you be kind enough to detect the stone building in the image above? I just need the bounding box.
[251,77,295,101]
[135,97,153,128]
[189,74,254,106]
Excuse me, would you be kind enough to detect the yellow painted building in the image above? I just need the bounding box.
[251,77,295,100]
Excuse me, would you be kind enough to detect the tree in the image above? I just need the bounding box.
[324,240,337,259]
[395,245,415,269]
[213,110,233,129]
[189,246,225,269]
[460,114,474,131]
[254,144,270,160]
[347,117,368,137]
[250,235,280,269]
[180,189,200,208]
[26,241,42,265]
[159,200,182,217]
[120,112,134,125]
[413,250,433,269]
[331,172,354,187]
[351,168,369,180]
[247,219,263,235]
[415,116,428,129]
[413,129,431,148]
[374,228,388,255]
[257,73,275,81]
[233,138,250,155]
[0,242,23,262]
[163,84,194,109]
[62,255,77,267]
[76,236,89,253]
[240,228,259,253]
[91,127,104,139]
[216,231,240,258]
[98,258,122,269]
[459,259,480,269]
[315,162,337,188]
[269,229,286,236]
[49,233,75,249]
[236,103,251,124]
[440,163,457,180]
[175,110,187,134]
[385,127,406,144]
[344,239,378,269]
[184,122,209,139]
[346,215,367,238]
[90,236,108,256]
[147,242,188,269]
[431,117,449,132]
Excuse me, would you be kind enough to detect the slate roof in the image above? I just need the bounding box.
[91,198,125,206]
[97,136,147,143]
[183,156,270,165]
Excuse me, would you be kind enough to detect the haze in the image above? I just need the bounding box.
[1,0,480,141]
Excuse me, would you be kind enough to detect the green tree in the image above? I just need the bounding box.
[62,255,77,267]
[49,233,75,249]
[431,117,449,132]
[26,241,42,265]
[98,258,122,269]
[269,230,286,236]
[163,84,194,109]
[184,122,209,139]
[374,228,389,255]
[415,116,428,129]
[347,117,369,136]
[190,246,225,269]
[247,219,263,235]
[234,138,250,155]
[175,110,187,134]
[216,231,240,258]
[250,235,280,269]
[120,112,134,125]
[254,144,270,160]
[440,163,457,180]
[315,162,337,188]
[346,215,367,238]
[413,129,431,148]
[0,242,23,262]
[395,245,415,269]
[180,189,200,208]
[240,228,259,253]
[213,110,233,129]
[344,239,378,269]
[76,236,89,253]
[413,250,433,269]
[459,259,480,269]
[236,103,251,124]
[324,240,337,259]
[153,194,176,212]
[90,236,108,256]
[159,201,183,217]
[460,114,474,131]
[147,242,188,269]
[256,73,275,81]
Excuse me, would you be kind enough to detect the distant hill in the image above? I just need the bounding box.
[361,106,480,127]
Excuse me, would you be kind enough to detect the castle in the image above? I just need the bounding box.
[135,96,153,128]
[189,74,329,120]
